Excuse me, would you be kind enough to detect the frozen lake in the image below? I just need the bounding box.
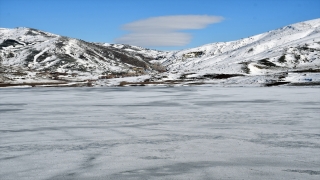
[1,86,320,180]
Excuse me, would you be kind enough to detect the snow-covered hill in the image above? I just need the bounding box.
[0,27,166,86]
[161,19,319,74]
[143,18,319,86]
[1,18,320,87]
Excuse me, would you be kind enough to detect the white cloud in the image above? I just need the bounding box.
[115,15,224,47]
[116,32,191,47]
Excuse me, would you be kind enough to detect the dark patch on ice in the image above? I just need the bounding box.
[66,172,76,176]
[0,152,36,161]
[46,171,78,180]
[301,107,320,110]
[0,108,23,113]
[0,103,27,106]
[249,139,320,148]
[0,156,19,160]
[0,141,120,153]
[299,102,320,105]
[111,159,286,179]
[114,161,220,178]
[93,101,180,107]
[0,127,61,133]
[141,156,164,160]
[283,169,320,175]
[193,99,277,106]
[45,153,102,180]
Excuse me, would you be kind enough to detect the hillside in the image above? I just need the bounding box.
[0,27,166,86]
[1,18,320,87]
[151,18,320,86]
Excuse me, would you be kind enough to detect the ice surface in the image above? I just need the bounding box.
[0,87,320,180]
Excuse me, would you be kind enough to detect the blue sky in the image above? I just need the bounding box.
[1,0,320,50]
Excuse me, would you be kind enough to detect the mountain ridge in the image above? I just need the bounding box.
[1,18,320,87]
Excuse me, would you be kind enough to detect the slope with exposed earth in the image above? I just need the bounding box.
[153,18,320,86]
[0,27,166,87]
[1,18,320,87]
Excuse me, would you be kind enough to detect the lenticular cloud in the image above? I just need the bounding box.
[115,15,224,47]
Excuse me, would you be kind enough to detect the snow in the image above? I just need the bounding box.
[95,75,151,86]
[33,47,50,65]
[1,19,320,86]
[160,18,320,77]
[285,73,320,82]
